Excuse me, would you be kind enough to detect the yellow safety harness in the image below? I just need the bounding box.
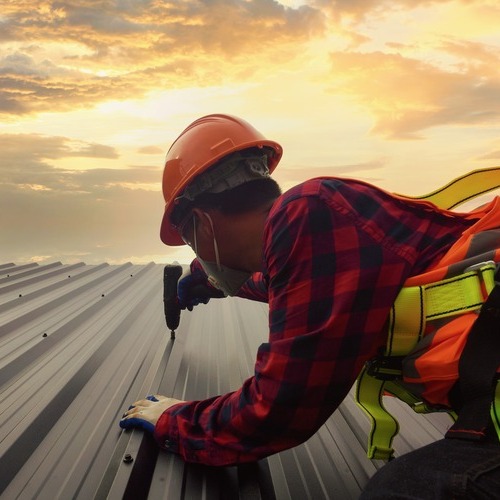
[355,167,500,461]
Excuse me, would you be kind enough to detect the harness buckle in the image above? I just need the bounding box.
[365,356,405,381]
[464,260,497,275]
[464,260,500,285]
[463,260,498,310]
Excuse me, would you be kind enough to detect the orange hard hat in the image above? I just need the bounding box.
[160,114,283,246]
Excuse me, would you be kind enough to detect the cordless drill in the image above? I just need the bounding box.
[163,263,222,339]
[163,263,184,339]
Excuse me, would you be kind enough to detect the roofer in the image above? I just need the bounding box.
[120,114,500,498]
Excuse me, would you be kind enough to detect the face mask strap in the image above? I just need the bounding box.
[192,215,198,255]
[203,212,222,272]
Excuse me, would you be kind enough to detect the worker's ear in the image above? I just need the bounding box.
[191,208,215,240]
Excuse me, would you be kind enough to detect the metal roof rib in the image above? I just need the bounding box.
[0,262,449,499]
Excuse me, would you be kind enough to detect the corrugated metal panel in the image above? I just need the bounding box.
[0,262,452,499]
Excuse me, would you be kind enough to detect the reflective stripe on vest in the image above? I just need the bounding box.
[355,166,500,461]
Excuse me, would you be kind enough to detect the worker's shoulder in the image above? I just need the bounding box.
[278,177,333,202]
[276,176,383,208]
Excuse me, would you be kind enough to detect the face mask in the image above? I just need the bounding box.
[192,213,251,296]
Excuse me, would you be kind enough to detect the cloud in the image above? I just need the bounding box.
[477,149,500,161]
[280,159,385,180]
[0,132,167,264]
[311,0,389,20]
[0,54,134,114]
[0,133,118,162]
[274,159,385,190]
[0,181,167,265]
[0,0,326,116]
[138,145,164,155]
[311,0,487,21]
[327,40,500,139]
[0,133,161,192]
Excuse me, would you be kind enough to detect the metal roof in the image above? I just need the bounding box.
[0,261,452,499]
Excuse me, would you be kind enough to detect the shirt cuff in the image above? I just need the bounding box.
[153,401,252,465]
[154,405,180,455]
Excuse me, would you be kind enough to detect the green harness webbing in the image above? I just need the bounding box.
[355,166,500,461]
[401,165,500,210]
[386,262,497,357]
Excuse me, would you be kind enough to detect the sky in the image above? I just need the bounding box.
[1,0,500,266]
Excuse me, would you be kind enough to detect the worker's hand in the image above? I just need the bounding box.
[119,395,184,433]
[178,267,210,310]
[178,260,225,311]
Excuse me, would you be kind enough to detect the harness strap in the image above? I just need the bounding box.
[356,262,498,460]
[401,166,500,210]
[355,370,458,461]
[383,381,456,418]
[387,263,496,356]
[355,167,500,460]
[446,284,500,441]
[492,380,500,438]
[355,366,399,460]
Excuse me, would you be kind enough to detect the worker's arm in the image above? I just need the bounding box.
[236,272,269,302]
[150,180,421,466]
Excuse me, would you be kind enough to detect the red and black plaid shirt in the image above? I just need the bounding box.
[155,177,475,465]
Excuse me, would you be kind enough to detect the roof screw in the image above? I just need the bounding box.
[19,294,22,298]
[42,333,48,338]
[123,453,134,464]
[101,294,105,297]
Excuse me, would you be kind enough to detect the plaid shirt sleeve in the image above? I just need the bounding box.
[154,178,471,466]
[237,272,269,302]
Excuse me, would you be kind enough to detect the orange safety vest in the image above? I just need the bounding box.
[356,167,500,460]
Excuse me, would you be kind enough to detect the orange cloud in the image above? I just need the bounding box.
[137,145,164,155]
[477,149,500,160]
[0,134,162,195]
[0,134,118,162]
[0,0,325,116]
[311,0,488,21]
[0,132,165,263]
[328,40,500,139]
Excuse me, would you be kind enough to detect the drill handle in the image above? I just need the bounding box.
[163,264,183,335]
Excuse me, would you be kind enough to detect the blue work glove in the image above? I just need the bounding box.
[119,395,184,433]
[178,268,210,311]
[177,260,224,311]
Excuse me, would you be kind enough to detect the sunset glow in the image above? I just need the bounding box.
[1,0,499,265]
